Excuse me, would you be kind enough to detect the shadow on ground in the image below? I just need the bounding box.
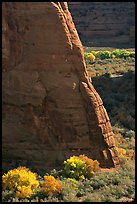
[91,71,135,130]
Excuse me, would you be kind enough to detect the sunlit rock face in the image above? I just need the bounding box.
[2,2,119,171]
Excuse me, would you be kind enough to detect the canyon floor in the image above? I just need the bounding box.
[2,47,135,202]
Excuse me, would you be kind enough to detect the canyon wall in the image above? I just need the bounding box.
[2,2,119,172]
[68,2,135,48]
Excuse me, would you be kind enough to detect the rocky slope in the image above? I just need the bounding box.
[68,2,135,48]
[2,2,119,171]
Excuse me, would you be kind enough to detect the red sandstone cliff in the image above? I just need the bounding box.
[2,2,119,171]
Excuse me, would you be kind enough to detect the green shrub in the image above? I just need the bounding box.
[63,156,87,180]
[77,179,93,197]
[125,130,135,139]
[84,49,135,61]
[63,155,100,180]
[60,178,78,202]
[2,159,135,202]
[112,49,129,58]
[2,190,15,202]
[96,51,111,59]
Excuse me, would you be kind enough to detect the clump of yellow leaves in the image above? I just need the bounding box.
[2,166,39,198]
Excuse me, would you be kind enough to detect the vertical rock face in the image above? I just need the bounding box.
[68,2,135,48]
[2,2,119,171]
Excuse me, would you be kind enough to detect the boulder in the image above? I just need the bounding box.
[2,2,119,171]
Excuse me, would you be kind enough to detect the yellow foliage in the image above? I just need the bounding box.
[114,133,126,146]
[64,154,100,180]
[41,175,62,196]
[116,147,126,158]
[16,186,32,198]
[116,147,135,160]
[78,154,100,174]
[2,166,39,198]
[89,53,96,61]
[64,156,87,180]
[126,149,135,160]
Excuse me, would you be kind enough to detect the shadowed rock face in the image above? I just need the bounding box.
[2,2,120,171]
[68,2,135,48]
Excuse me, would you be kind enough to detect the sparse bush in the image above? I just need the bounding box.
[66,178,78,190]
[125,130,135,139]
[60,178,78,202]
[2,190,15,202]
[77,179,93,197]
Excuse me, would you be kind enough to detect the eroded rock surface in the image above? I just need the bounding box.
[2,2,120,171]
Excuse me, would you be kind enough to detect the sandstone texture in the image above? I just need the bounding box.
[68,2,135,48]
[2,2,119,171]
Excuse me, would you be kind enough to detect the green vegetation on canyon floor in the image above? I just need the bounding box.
[2,47,135,202]
[84,47,135,77]
[2,156,135,202]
